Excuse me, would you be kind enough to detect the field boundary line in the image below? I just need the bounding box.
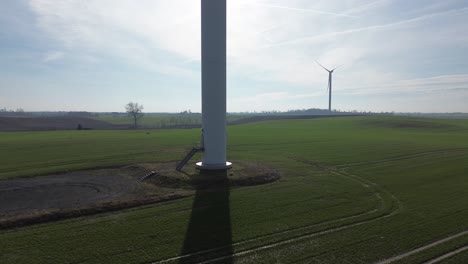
[375,230,468,264]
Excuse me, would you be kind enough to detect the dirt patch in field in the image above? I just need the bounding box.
[0,161,279,229]
[0,116,128,131]
[140,161,280,189]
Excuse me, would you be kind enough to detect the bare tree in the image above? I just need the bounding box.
[125,102,144,128]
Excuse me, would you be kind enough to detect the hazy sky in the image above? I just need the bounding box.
[1,0,468,112]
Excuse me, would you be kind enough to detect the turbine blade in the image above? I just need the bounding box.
[327,75,331,92]
[316,60,331,72]
[332,64,343,71]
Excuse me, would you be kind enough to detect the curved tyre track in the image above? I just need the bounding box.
[376,230,468,264]
[153,158,401,264]
[423,245,468,264]
[337,148,467,168]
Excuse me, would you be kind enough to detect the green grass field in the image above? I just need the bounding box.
[1,116,467,263]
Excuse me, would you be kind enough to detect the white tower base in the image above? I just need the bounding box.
[196,162,233,171]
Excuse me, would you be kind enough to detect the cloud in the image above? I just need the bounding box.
[245,2,359,18]
[342,0,392,15]
[340,74,468,95]
[43,51,64,62]
[263,6,468,49]
[22,0,468,112]
[29,0,201,76]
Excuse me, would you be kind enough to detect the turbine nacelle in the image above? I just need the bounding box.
[315,60,342,73]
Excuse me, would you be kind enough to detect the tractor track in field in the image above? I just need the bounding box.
[375,230,468,264]
[152,158,401,264]
[423,244,468,264]
[336,148,467,169]
[154,205,385,264]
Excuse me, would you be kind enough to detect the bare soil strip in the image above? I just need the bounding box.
[0,116,127,131]
[375,230,468,264]
[1,162,279,229]
[153,159,401,264]
[0,167,188,229]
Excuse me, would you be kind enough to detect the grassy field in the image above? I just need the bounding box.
[1,116,467,263]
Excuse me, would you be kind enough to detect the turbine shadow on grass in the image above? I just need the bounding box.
[179,170,233,263]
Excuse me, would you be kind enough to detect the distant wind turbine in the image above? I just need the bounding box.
[316,61,342,112]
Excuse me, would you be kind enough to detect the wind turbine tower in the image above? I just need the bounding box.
[196,0,232,170]
[316,61,341,112]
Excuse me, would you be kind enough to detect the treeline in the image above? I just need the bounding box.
[0,109,99,117]
[230,108,368,116]
[0,108,400,118]
[0,108,378,117]
[396,112,468,119]
[0,108,27,116]
[3,108,467,120]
